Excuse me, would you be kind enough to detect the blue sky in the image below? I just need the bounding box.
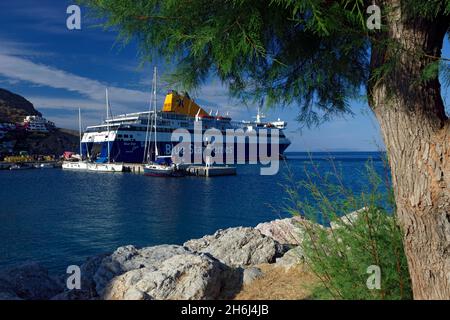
[0,1,448,151]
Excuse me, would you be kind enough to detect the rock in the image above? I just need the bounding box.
[275,247,304,270]
[92,245,190,296]
[256,216,307,246]
[102,252,241,300]
[51,289,95,300]
[53,244,244,300]
[0,263,63,300]
[51,245,192,300]
[0,291,21,300]
[330,208,367,229]
[243,267,263,285]
[51,253,108,300]
[184,227,285,267]
[0,280,20,300]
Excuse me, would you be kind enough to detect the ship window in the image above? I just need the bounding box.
[124,134,129,138]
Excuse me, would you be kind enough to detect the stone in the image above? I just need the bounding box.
[0,263,63,300]
[275,247,304,270]
[184,227,285,267]
[330,208,367,230]
[243,267,264,285]
[51,245,192,300]
[102,252,241,300]
[92,244,189,296]
[255,216,307,246]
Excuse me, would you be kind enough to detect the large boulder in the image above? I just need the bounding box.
[92,245,189,296]
[53,245,189,300]
[55,244,243,300]
[256,216,307,246]
[184,227,285,267]
[52,253,108,300]
[0,263,63,300]
[103,252,241,300]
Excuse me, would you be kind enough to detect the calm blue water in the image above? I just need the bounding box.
[0,152,386,272]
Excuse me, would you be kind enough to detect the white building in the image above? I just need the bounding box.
[23,116,55,132]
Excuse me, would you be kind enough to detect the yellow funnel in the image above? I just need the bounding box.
[162,90,209,117]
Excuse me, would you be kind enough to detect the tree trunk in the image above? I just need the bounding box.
[368,1,450,299]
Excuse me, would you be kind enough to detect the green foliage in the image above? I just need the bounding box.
[79,0,449,125]
[421,60,441,82]
[79,0,371,125]
[284,160,412,299]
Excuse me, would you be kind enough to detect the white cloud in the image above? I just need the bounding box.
[27,97,105,111]
[0,38,270,129]
[0,53,150,105]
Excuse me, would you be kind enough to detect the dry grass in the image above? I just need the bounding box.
[233,263,318,300]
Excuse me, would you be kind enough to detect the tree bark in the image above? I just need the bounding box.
[368,1,450,299]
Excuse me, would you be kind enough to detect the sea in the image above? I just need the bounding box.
[0,152,387,272]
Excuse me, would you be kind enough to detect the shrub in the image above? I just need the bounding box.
[284,159,412,299]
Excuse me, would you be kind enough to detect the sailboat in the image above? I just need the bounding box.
[143,68,182,177]
[62,108,88,170]
[87,89,124,173]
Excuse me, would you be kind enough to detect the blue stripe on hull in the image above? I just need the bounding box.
[82,141,290,164]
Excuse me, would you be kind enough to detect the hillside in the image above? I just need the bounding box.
[0,88,79,156]
[7,129,79,156]
[0,88,41,123]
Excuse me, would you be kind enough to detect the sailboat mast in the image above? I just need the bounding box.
[143,98,152,163]
[106,88,110,162]
[153,67,158,157]
[78,108,82,157]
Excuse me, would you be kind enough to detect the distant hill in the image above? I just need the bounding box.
[0,88,41,123]
[0,88,79,156]
[8,129,79,156]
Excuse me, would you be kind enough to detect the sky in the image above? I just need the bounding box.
[0,1,448,152]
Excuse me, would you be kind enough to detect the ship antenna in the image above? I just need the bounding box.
[195,109,201,122]
[255,98,266,124]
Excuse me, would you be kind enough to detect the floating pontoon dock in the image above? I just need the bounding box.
[185,165,237,177]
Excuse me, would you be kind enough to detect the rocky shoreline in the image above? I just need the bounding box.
[0,214,345,300]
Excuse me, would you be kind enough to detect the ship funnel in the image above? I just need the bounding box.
[162,90,209,117]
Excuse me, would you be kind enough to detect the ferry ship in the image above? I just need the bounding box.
[81,90,291,164]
